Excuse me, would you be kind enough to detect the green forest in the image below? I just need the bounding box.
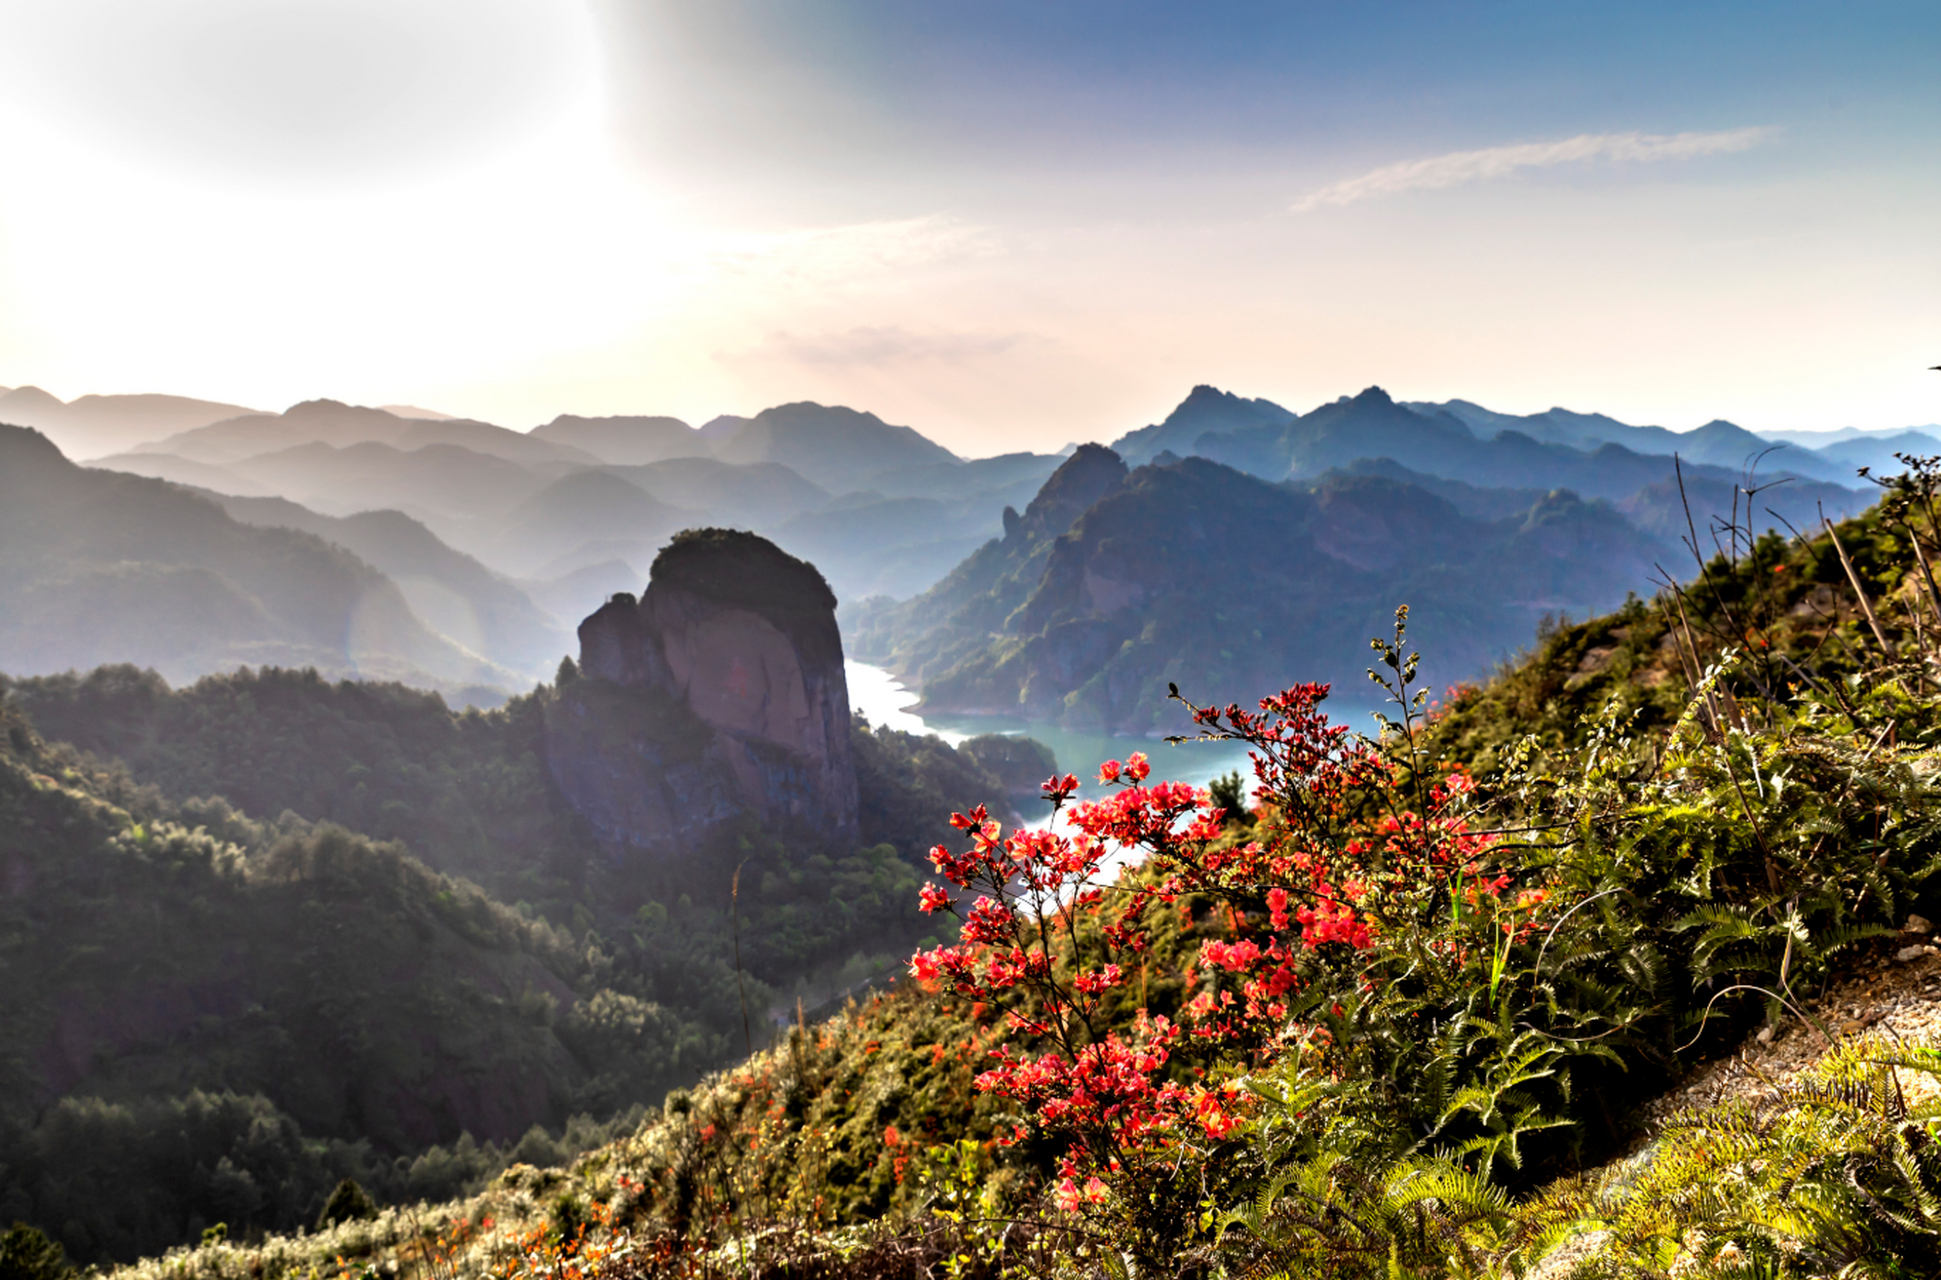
[0,661,1045,1267]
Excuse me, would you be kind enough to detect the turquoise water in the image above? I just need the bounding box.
[844,660,1396,818]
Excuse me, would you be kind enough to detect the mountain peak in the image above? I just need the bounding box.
[562,526,856,854]
[0,385,67,413]
[1110,386,1295,465]
[714,401,959,485]
[1351,385,1394,406]
[0,423,70,464]
[1015,444,1128,544]
[650,527,837,618]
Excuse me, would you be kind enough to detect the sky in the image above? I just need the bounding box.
[0,0,1935,456]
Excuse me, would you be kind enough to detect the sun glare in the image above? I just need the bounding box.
[0,0,694,407]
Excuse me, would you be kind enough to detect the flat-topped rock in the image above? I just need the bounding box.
[549,530,859,856]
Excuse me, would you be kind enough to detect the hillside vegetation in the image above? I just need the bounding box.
[0,652,1045,1266]
[90,460,1941,1280]
[0,693,697,1261]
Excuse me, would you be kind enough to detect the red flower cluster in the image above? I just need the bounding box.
[906,681,1538,1202]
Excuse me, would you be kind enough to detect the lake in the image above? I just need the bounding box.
[845,659,1397,819]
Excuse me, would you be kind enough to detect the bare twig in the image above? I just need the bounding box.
[731,863,753,1057]
[1822,513,1893,657]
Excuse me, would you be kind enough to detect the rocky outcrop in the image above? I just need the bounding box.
[1004,443,1128,545]
[843,446,1129,686]
[545,529,860,856]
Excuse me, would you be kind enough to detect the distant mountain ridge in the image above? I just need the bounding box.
[3,377,1915,703]
[126,399,602,467]
[1118,385,1872,493]
[531,413,710,465]
[1085,384,1298,467]
[0,425,513,696]
[0,386,260,458]
[1414,399,1850,483]
[88,396,1053,611]
[710,401,962,487]
[851,448,1678,734]
[200,493,570,677]
[849,380,1889,733]
[1112,384,1931,491]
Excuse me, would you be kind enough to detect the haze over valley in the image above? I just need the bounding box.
[1,379,1920,715]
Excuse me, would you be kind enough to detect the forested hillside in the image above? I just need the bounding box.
[0,694,702,1261]
[91,460,1941,1280]
[854,448,1675,733]
[0,654,1045,1265]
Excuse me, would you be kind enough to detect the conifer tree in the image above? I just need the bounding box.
[316,1180,378,1230]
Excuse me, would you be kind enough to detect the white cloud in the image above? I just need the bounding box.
[695,216,1000,290]
[744,326,1029,368]
[1291,127,1773,212]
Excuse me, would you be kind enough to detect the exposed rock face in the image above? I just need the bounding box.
[1011,443,1128,544]
[546,529,860,856]
[841,445,1130,687]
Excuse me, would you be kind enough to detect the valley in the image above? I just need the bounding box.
[2,378,1938,1277]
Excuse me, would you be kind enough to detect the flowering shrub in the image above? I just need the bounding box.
[903,613,1583,1257]
[906,576,1941,1270]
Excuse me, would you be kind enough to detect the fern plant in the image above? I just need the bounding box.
[1521,1036,1941,1279]
[1205,1066,1516,1280]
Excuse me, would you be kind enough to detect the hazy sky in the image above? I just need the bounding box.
[0,0,1935,455]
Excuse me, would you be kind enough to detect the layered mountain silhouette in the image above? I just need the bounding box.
[531,413,711,465]
[601,458,831,527]
[1413,399,1850,483]
[0,386,259,458]
[1131,386,1850,497]
[476,470,701,578]
[4,378,1915,708]
[848,431,1874,734]
[202,493,570,676]
[0,426,514,695]
[709,402,961,488]
[1116,384,1924,493]
[220,440,558,520]
[89,397,1063,608]
[122,399,599,467]
[1810,431,1941,477]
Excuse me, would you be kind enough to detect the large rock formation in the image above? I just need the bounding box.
[545,529,860,856]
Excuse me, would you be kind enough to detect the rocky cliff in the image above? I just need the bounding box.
[545,529,860,856]
[843,444,1129,686]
